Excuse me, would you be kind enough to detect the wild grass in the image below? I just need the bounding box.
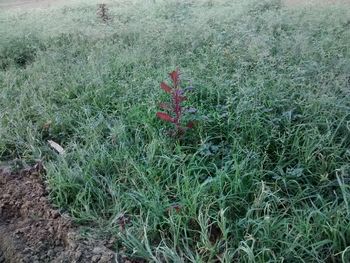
[0,0,350,261]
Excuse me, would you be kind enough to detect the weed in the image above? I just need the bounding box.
[0,36,41,70]
[96,3,110,22]
[156,68,196,137]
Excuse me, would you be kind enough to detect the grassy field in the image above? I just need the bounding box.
[1,0,350,261]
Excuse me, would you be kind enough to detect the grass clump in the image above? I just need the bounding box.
[0,35,42,69]
[0,0,350,261]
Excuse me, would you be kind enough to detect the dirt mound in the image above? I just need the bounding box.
[0,163,115,263]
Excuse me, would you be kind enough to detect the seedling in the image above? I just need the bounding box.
[97,3,110,22]
[156,68,196,137]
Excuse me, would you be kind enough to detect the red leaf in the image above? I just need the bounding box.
[159,103,170,111]
[156,112,174,122]
[169,68,180,86]
[160,82,172,93]
[186,121,196,129]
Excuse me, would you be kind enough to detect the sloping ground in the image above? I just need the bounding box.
[0,164,115,263]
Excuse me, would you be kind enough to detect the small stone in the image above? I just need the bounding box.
[47,250,54,257]
[48,227,55,235]
[14,229,23,234]
[23,248,31,253]
[92,247,104,254]
[74,251,82,260]
[98,253,115,263]
[92,255,101,262]
[51,210,60,219]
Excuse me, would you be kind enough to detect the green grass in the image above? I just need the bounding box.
[1,0,350,261]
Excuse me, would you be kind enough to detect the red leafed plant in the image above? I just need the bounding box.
[156,68,196,136]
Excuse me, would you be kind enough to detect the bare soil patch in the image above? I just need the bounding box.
[0,163,115,263]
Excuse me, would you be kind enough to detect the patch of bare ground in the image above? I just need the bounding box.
[0,163,115,263]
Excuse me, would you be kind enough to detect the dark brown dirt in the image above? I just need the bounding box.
[0,163,115,263]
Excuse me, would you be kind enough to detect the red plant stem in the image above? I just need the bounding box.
[173,86,181,131]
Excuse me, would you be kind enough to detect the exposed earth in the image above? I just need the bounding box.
[0,164,116,263]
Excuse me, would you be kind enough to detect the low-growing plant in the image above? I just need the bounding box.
[156,68,197,137]
[97,3,110,22]
[0,36,40,70]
